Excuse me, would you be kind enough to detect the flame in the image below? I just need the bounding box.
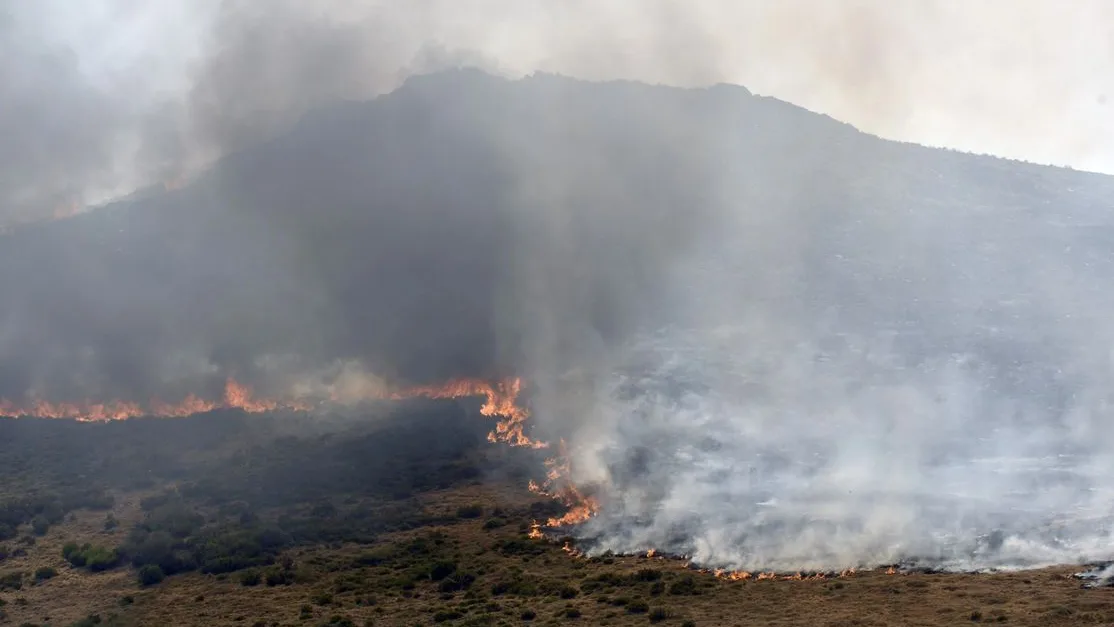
[0,378,310,422]
[526,438,600,527]
[0,373,602,546]
[391,377,547,449]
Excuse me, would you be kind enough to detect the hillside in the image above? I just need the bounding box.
[3,69,1114,403]
[3,70,1114,625]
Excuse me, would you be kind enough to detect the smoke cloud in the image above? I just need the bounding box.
[3,0,1114,574]
[3,0,1114,224]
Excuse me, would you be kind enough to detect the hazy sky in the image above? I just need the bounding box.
[3,0,1113,221]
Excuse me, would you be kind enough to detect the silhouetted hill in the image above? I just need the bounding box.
[2,68,1113,401]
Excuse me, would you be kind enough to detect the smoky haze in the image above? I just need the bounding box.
[3,1,1114,574]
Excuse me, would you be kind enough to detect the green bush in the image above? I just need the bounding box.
[649,607,672,623]
[627,600,649,614]
[137,564,165,586]
[520,609,537,620]
[33,567,56,582]
[63,542,119,571]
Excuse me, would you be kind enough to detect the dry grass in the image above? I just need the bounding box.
[1,483,1111,627]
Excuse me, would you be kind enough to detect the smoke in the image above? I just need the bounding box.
[3,0,1114,574]
[3,0,1114,224]
[547,153,1114,571]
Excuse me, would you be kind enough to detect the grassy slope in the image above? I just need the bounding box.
[1,482,1111,627]
[0,406,1111,627]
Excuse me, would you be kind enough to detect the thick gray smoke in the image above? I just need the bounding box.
[4,1,1114,574]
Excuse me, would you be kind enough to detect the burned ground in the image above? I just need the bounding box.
[0,407,1110,627]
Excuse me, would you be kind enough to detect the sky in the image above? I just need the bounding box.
[2,0,1113,223]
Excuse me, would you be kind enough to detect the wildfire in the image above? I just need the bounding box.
[0,372,603,549]
[526,438,601,527]
[0,378,310,422]
[390,377,547,449]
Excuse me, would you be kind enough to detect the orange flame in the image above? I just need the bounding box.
[0,378,310,422]
[527,438,600,527]
[0,373,601,539]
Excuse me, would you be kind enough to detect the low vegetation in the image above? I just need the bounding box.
[0,403,1102,625]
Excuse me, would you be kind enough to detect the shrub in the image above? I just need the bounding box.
[437,572,476,593]
[681,621,696,627]
[103,514,118,532]
[63,543,119,571]
[634,569,662,582]
[565,606,582,618]
[427,561,457,581]
[30,516,50,537]
[627,600,649,614]
[433,610,463,622]
[0,571,22,591]
[520,609,537,620]
[83,546,120,572]
[456,504,484,519]
[649,607,672,623]
[668,576,697,595]
[264,567,293,586]
[649,581,665,596]
[137,564,165,586]
[33,567,56,582]
[558,585,579,599]
[482,518,506,530]
[239,570,261,587]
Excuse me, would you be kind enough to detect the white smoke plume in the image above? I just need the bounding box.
[547,192,1114,573]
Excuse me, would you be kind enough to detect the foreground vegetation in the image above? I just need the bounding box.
[0,402,1111,626]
